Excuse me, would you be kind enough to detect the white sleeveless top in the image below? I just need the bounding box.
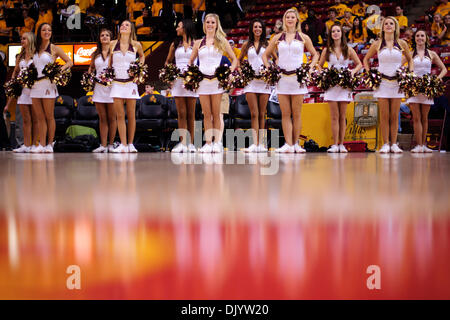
[112,42,136,80]
[33,45,54,77]
[19,58,33,71]
[94,54,110,78]
[277,32,304,71]
[175,43,194,72]
[198,38,222,76]
[247,45,266,75]
[377,40,402,77]
[413,50,432,77]
[328,51,351,69]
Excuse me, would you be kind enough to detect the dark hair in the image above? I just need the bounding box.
[93,28,113,59]
[173,19,196,48]
[351,17,363,39]
[36,23,52,52]
[325,23,349,60]
[328,8,337,15]
[248,18,268,50]
[411,29,430,51]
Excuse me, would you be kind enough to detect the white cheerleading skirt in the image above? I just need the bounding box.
[110,80,140,99]
[373,79,404,99]
[171,78,198,97]
[30,79,58,99]
[243,79,271,94]
[407,94,434,105]
[197,78,224,95]
[276,74,308,95]
[324,86,353,102]
[17,88,32,105]
[92,83,114,103]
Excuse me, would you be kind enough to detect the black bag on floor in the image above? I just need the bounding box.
[54,134,99,152]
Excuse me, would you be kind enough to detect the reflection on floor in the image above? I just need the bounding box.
[0,152,449,299]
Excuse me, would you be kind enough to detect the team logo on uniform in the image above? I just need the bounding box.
[45,89,50,95]
[132,89,136,95]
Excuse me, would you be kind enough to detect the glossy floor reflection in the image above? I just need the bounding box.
[0,152,449,299]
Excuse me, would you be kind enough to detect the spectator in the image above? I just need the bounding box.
[298,3,308,23]
[152,0,163,16]
[0,15,12,44]
[402,27,413,50]
[348,17,367,50]
[173,1,184,19]
[326,8,340,35]
[340,9,354,36]
[363,9,382,41]
[136,7,151,40]
[141,83,160,97]
[432,13,444,38]
[302,21,323,45]
[438,13,450,45]
[395,6,408,31]
[192,0,205,36]
[352,0,368,18]
[305,9,325,46]
[225,39,240,60]
[17,8,36,37]
[435,0,450,17]
[331,0,349,19]
[129,0,145,22]
[269,19,282,40]
[35,5,53,35]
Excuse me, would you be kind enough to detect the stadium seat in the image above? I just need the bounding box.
[267,100,281,130]
[136,94,168,148]
[54,95,74,137]
[72,96,98,129]
[233,94,252,129]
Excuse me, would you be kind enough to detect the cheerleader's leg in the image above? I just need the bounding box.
[246,92,259,144]
[291,95,304,146]
[125,99,136,145]
[410,103,423,145]
[106,103,117,146]
[420,104,431,146]
[32,98,47,147]
[278,94,293,146]
[378,98,390,145]
[42,98,55,145]
[114,98,127,146]
[210,94,222,143]
[186,97,196,145]
[389,98,401,145]
[338,102,348,145]
[175,97,188,144]
[199,95,213,144]
[95,103,109,147]
[329,101,339,146]
[19,104,32,147]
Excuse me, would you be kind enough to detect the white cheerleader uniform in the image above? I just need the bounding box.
[17,59,33,105]
[30,44,58,99]
[92,54,114,103]
[324,52,353,102]
[373,39,404,99]
[171,42,198,97]
[243,45,271,94]
[110,42,140,99]
[197,38,224,95]
[407,50,434,105]
[276,32,308,95]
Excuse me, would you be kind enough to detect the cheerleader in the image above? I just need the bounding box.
[88,29,117,153]
[318,24,362,153]
[165,19,198,153]
[262,8,319,153]
[239,18,276,153]
[406,30,447,153]
[188,13,238,153]
[5,32,39,153]
[363,17,413,153]
[30,23,73,153]
[108,20,145,153]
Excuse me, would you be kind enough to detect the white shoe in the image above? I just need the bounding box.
[128,144,138,153]
[423,145,433,153]
[199,143,213,153]
[378,143,390,153]
[390,143,403,153]
[171,142,187,153]
[13,145,30,153]
[107,144,115,153]
[411,145,423,153]
[328,145,339,153]
[244,144,258,153]
[44,144,53,153]
[112,144,128,153]
[257,144,268,152]
[275,143,295,153]
[294,143,306,153]
[212,142,223,153]
[339,144,348,153]
[188,144,196,153]
[92,145,107,153]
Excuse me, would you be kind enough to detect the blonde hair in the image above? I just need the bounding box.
[118,20,137,43]
[282,8,302,32]
[381,16,400,42]
[203,13,228,53]
[19,32,36,61]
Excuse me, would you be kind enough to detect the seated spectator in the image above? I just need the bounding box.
[136,7,151,40]
[402,27,413,50]
[224,39,240,60]
[270,19,283,40]
[17,8,35,37]
[348,17,367,50]
[340,9,354,36]
[352,0,368,18]
[331,0,349,19]
[129,0,145,22]
[363,10,382,41]
[395,6,408,32]
[76,0,95,15]
[302,21,323,45]
[35,5,53,35]
[305,9,325,46]
[173,1,184,19]
[432,13,445,38]
[435,0,450,17]
[298,3,308,23]
[141,83,160,98]
[438,13,450,45]
[152,0,163,17]
[326,8,340,34]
